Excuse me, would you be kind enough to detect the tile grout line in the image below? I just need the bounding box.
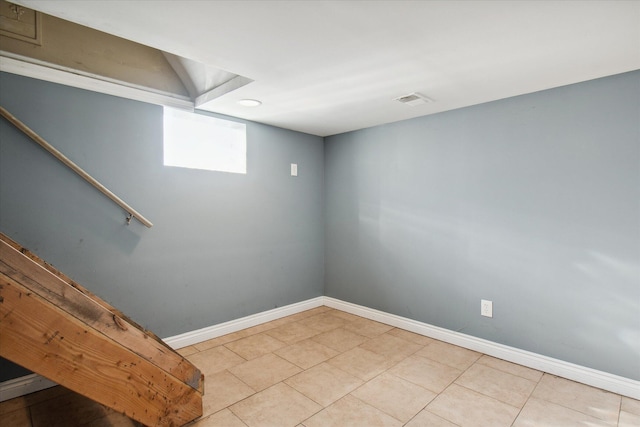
[420,352,483,425]
[453,359,539,409]
[223,314,362,426]
[351,330,438,423]
[537,373,623,424]
[9,306,632,426]
[509,370,545,426]
[227,314,415,426]
[295,341,402,427]
[346,325,534,426]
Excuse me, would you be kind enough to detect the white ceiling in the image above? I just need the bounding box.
[16,0,640,137]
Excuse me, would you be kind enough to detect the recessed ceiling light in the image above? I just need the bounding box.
[238,99,262,107]
[394,92,433,106]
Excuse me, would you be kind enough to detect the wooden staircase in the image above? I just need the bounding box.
[0,234,203,426]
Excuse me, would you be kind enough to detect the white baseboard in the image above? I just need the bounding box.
[323,297,640,400]
[163,297,325,349]
[2,295,638,401]
[0,297,324,402]
[0,374,57,402]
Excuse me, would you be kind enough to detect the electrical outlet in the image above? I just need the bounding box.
[481,299,493,318]
[291,163,298,176]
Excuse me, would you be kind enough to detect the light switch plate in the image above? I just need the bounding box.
[291,163,298,176]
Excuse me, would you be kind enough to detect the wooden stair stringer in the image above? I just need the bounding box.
[0,234,203,426]
[0,234,167,359]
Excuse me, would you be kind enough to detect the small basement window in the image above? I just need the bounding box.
[163,107,246,174]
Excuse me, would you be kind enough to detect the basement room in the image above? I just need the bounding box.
[0,1,638,426]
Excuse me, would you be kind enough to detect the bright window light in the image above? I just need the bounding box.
[163,107,246,174]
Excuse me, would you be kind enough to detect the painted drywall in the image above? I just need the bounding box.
[0,72,324,381]
[324,71,640,380]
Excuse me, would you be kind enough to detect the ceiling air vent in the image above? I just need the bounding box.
[394,92,433,106]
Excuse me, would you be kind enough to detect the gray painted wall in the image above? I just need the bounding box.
[324,71,640,380]
[1,71,638,384]
[0,72,324,381]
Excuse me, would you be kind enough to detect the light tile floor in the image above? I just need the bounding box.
[1,306,638,426]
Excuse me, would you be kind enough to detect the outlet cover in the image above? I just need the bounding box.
[481,299,493,318]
